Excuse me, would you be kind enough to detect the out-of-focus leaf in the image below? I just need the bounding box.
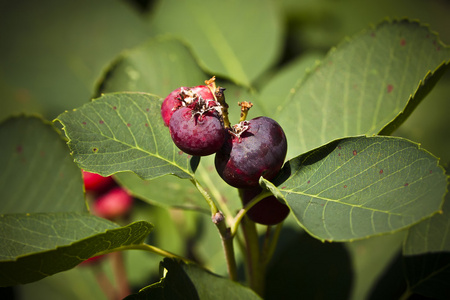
[262,135,446,241]
[256,52,323,118]
[149,0,283,87]
[98,37,210,98]
[0,213,153,286]
[56,92,199,180]
[265,228,353,299]
[346,231,406,300]
[276,19,450,159]
[0,116,86,214]
[125,258,261,300]
[402,191,450,299]
[114,173,208,212]
[0,0,151,121]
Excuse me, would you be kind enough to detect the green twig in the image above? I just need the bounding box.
[191,177,238,281]
[230,190,271,237]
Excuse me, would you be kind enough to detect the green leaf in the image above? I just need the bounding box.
[0,0,151,121]
[402,191,450,299]
[98,36,211,97]
[264,135,447,242]
[149,0,283,87]
[0,116,86,214]
[256,52,324,118]
[56,92,199,180]
[0,212,153,286]
[114,173,209,212]
[125,258,261,300]
[276,19,450,158]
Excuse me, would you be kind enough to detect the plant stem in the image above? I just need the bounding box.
[96,243,193,263]
[260,222,283,268]
[110,251,130,299]
[90,263,117,300]
[191,177,238,281]
[213,211,238,281]
[241,216,265,297]
[230,190,272,237]
[190,178,219,215]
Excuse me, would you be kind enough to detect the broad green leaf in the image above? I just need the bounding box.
[276,19,450,158]
[114,173,209,212]
[98,36,210,97]
[404,193,450,255]
[0,116,86,214]
[262,135,447,242]
[56,92,199,180]
[149,0,283,87]
[125,258,261,300]
[0,0,151,121]
[402,192,450,299]
[0,212,153,286]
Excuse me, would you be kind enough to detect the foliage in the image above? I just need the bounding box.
[1,0,450,299]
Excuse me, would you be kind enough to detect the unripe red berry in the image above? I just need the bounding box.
[93,187,133,220]
[82,170,115,193]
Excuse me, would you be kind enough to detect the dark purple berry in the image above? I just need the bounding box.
[169,106,226,156]
[240,187,290,225]
[215,116,287,189]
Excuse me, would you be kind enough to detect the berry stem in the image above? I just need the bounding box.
[260,222,283,269]
[110,251,131,299]
[90,263,117,300]
[238,101,253,122]
[230,189,272,237]
[241,216,265,297]
[190,178,238,281]
[215,86,231,129]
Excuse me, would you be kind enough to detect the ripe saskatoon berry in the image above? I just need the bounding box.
[161,87,185,127]
[161,85,215,127]
[169,106,226,156]
[93,187,133,220]
[82,170,115,193]
[215,116,287,189]
[240,187,290,225]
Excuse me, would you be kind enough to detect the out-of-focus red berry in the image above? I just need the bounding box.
[82,170,115,193]
[93,187,133,220]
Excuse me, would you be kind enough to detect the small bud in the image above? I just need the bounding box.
[212,211,225,224]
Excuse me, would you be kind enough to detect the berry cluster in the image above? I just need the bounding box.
[162,78,290,225]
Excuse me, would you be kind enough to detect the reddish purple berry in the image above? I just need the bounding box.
[240,187,290,225]
[161,85,215,127]
[215,116,287,188]
[161,87,185,127]
[169,106,226,156]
